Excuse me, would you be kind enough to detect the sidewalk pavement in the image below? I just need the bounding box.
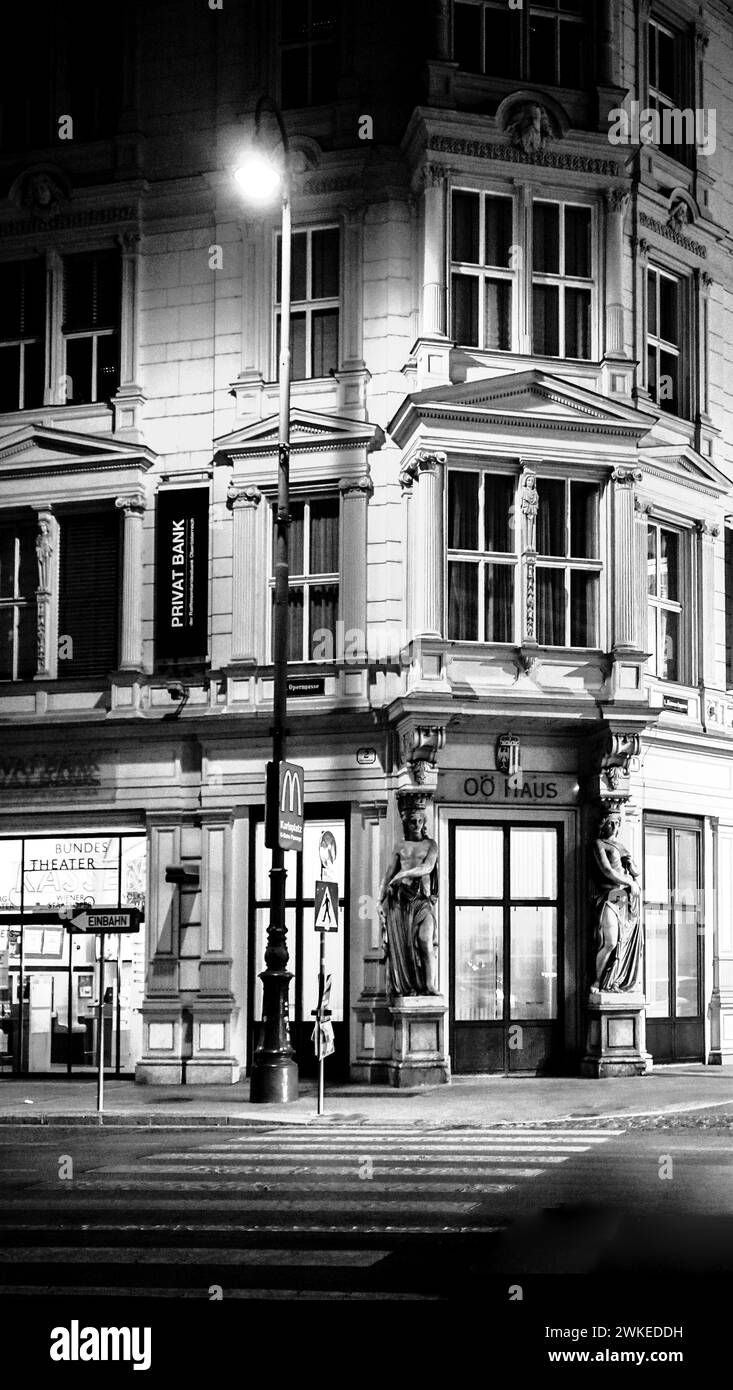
[1,1064,733,1128]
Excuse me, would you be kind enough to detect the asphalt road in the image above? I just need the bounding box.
[1,1121,732,1298]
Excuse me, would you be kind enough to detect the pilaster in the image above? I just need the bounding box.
[339,475,372,660]
[32,505,59,680]
[111,233,146,437]
[227,484,264,663]
[115,491,146,671]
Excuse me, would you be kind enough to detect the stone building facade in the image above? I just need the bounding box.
[1,0,732,1083]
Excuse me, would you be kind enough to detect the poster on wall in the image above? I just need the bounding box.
[0,835,146,919]
[155,486,210,661]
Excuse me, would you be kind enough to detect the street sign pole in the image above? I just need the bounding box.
[317,929,326,1116]
[96,943,105,1114]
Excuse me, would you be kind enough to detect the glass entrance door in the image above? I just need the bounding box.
[644,818,703,1062]
[450,822,562,1074]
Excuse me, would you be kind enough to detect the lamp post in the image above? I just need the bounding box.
[235,97,298,1103]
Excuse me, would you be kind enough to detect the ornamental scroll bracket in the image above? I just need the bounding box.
[597,730,641,802]
[400,725,446,785]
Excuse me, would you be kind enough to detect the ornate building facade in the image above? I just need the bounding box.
[1,0,732,1083]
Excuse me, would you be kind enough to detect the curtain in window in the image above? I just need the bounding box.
[311,228,339,298]
[570,572,597,646]
[448,472,478,550]
[286,503,304,574]
[448,561,477,640]
[311,308,338,377]
[484,474,513,552]
[484,279,511,350]
[286,587,304,662]
[485,197,512,267]
[536,479,564,556]
[564,207,591,278]
[532,285,559,356]
[570,482,598,558]
[309,499,339,573]
[537,568,564,645]
[308,584,338,658]
[452,191,479,263]
[58,511,119,678]
[452,274,478,346]
[565,287,591,359]
[484,564,513,642]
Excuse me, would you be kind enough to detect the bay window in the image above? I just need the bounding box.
[447,470,516,642]
[272,496,339,661]
[535,478,600,646]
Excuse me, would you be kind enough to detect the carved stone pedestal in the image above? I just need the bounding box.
[387,995,450,1088]
[581,991,652,1077]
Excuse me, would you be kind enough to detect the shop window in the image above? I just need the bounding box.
[62,251,121,406]
[646,521,691,683]
[646,264,692,418]
[0,259,46,412]
[271,496,339,661]
[280,0,339,109]
[58,510,120,678]
[451,191,514,351]
[532,202,592,359]
[275,226,339,380]
[453,0,588,88]
[643,817,703,1062]
[0,519,37,681]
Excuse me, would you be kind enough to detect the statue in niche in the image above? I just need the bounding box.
[590,811,642,993]
[507,102,552,154]
[35,518,54,592]
[378,791,439,996]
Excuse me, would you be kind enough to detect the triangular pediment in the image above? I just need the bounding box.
[390,369,654,447]
[637,441,732,495]
[214,408,383,460]
[0,423,155,475]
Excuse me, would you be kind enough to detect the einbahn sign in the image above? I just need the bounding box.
[64,908,141,934]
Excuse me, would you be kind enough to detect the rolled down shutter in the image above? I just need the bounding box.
[58,511,120,678]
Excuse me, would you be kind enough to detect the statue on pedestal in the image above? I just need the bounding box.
[590,810,642,993]
[378,791,439,996]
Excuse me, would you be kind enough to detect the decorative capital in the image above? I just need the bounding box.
[227,484,262,510]
[612,467,643,488]
[605,188,629,215]
[634,497,651,516]
[399,451,445,490]
[115,491,146,517]
[696,520,720,539]
[339,474,373,497]
[421,163,446,190]
[701,271,713,290]
[117,231,141,255]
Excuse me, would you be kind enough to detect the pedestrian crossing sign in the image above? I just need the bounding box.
[314,880,338,932]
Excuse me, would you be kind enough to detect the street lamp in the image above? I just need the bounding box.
[235,97,298,1103]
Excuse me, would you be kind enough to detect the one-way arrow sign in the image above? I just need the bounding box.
[63,908,141,934]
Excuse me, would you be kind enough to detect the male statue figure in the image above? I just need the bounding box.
[378,793,439,996]
[590,811,642,993]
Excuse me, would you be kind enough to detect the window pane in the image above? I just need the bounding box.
[455,906,504,1021]
[647,271,657,335]
[17,603,36,679]
[286,586,304,660]
[58,511,119,678]
[309,584,338,657]
[448,471,478,550]
[288,501,304,573]
[647,525,657,595]
[675,905,699,1016]
[485,196,513,267]
[510,829,557,898]
[559,17,583,86]
[484,9,520,77]
[0,263,22,338]
[484,564,514,642]
[533,285,559,355]
[311,307,338,376]
[484,279,512,350]
[645,828,669,902]
[64,337,93,405]
[676,830,698,902]
[570,481,598,558]
[533,204,559,274]
[529,14,556,84]
[536,478,565,556]
[281,47,309,108]
[0,345,20,411]
[95,253,120,327]
[537,568,565,645]
[455,826,503,899]
[510,907,557,1020]
[645,906,670,1016]
[0,610,15,680]
[484,473,513,552]
[570,571,598,646]
[278,232,307,303]
[657,26,677,100]
[311,228,339,298]
[647,603,658,673]
[564,207,591,277]
[63,256,94,330]
[659,275,678,344]
[310,40,338,104]
[452,191,480,264]
[564,287,591,358]
[448,560,478,640]
[254,820,297,900]
[659,608,679,681]
[452,274,478,346]
[454,3,481,71]
[96,332,120,401]
[0,530,17,599]
[279,311,306,380]
[659,529,679,600]
[309,498,339,573]
[23,339,45,408]
[657,350,679,414]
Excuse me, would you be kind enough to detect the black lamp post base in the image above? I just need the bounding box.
[249,1054,299,1103]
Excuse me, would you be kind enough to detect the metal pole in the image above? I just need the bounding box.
[317,929,326,1116]
[96,941,104,1114]
[249,125,298,1103]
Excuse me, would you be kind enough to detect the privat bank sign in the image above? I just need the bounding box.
[437,772,580,804]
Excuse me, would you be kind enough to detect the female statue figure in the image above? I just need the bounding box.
[378,792,439,997]
[590,811,642,993]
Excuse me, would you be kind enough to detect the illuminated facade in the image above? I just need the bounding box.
[1,0,733,1082]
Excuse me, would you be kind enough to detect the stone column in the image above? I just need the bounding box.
[335,204,369,417]
[432,0,450,59]
[611,468,643,652]
[697,522,720,688]
[227,484,263,663]
[604,191,629,357]
[115,492,146,670]
[338,475,372,660]
[400,451,445,641]
[33,505,58,680]
[112,233,145,435]
[633,238,652,405]
[420,168,447,338]
[598,0,615,85]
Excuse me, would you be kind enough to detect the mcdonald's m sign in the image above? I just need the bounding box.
[265,760,305,851]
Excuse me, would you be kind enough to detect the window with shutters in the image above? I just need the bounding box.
[0,260,46,412]
[0,520,37,681]
[58,511,120,679]
[275,227,340,380]
[271,496,339,661]
[62,251,121,406]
